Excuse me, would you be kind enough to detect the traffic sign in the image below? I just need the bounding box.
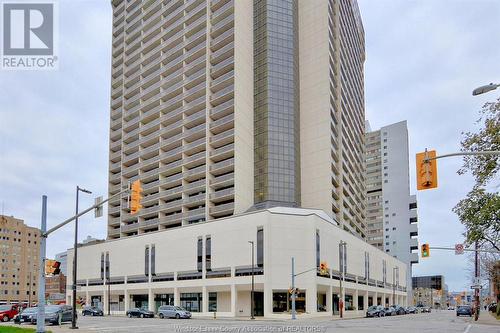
[455,243,464,255]
[470,285,483,290]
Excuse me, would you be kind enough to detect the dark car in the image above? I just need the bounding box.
[30,305,74,325]
[488,303,497,312]
[456,305,472,317]
[366,305,385,317]
[421,306,431,313]
[0,304,19,322]
[82,306,103,316]
[126,308,154,318]
[15,307,38,324]
[392,305,406,315]
[405,306,417,314]
[384,306,397,316]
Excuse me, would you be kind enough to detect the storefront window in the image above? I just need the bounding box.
[209,292,217,312]
[180,293,202,312]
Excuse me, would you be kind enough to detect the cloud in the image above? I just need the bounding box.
[359,0,500,291]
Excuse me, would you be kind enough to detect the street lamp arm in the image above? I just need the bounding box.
[44,187,130,237]
[294,267,319,277]
[424,151,500,162]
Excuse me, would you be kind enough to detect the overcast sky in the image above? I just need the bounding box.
[0,0,499,292]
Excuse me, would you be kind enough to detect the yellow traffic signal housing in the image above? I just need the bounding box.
[319,261,329,275]
[416,150,438,190]
[45,259,54,275]
[421,243,430,258]
[45,259,61,275]
[130,180,143,214]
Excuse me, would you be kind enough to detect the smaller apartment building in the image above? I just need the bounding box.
[67,208,408,318]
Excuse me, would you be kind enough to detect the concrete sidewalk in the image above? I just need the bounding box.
[475,311,499,326]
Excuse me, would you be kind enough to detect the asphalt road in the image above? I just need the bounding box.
[1,311,497,333]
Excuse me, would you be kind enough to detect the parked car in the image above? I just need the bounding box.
[15,307,38,324]
[366,305,385,317]
[384,306,397,316]
[158,305,192,319]
[126,308,154,318]
[456,305,472,317]
[392,305,406,315]
[0,304,19,322]
[447,306,455,310]
[421,306,431,313]
[488,303,497,312]
[82,306,103,316]
[29,305,74,325]
[405,306,417,314]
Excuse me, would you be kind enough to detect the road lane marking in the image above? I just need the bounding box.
[464,323,471,333]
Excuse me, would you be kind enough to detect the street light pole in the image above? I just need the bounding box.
[339,241,346,318]
[474,241,480,321]
[248,241,255,320]
[71,186,92,330]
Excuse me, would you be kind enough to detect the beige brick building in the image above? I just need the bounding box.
[0,215,40,305]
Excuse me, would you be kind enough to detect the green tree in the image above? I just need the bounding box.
[458,97,500,185]
[453,98,500,249]
[453,189,500,250]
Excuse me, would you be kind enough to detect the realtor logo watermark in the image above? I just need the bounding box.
[1,0,58,70]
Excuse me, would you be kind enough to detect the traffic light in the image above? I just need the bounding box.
[319,261,329,275]
[130,180,143,214]
[416,150,438,190]
[45,259,61,275]
[421,243,430,258]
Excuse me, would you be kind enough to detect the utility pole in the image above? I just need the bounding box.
[36,196,47,333]
[474,241,480,321]
[291,257,296,320]
[339,241,346,318]
[248,241,255,320]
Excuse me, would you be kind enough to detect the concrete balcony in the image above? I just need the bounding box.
[108,228,121,237]
[156,172,183,189]
[210,129,234,148]
[160,198,183,213]
[184,150,206,168]
[184,165,206,181]
[211,57,234,78]
[210,202,234,217]
[185,178,207,194]
[210,157,234,175]
[409,223,418,237]
[184,123,206,142]
[139,218,160,230]
[160,213,183,226]
[210,187,234,203]
[108,216,120,227]
[212,0,233,22]
[108,205,121,215]
[209,112,234,134]
[210,99,234,120]
[184,96,206,114]
[184,109,206,128]
[184,207,206,220]
[210,28,234,52]
[210,172,234,189]
[184,193,206,207]
[183,137,206,155]
[211,41,233,62]
[410,238,418,250]
[121,222,139,233]
[212,13,233,34]
[210,142,234,162]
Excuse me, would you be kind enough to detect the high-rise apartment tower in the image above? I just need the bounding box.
[107,0,366,239]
